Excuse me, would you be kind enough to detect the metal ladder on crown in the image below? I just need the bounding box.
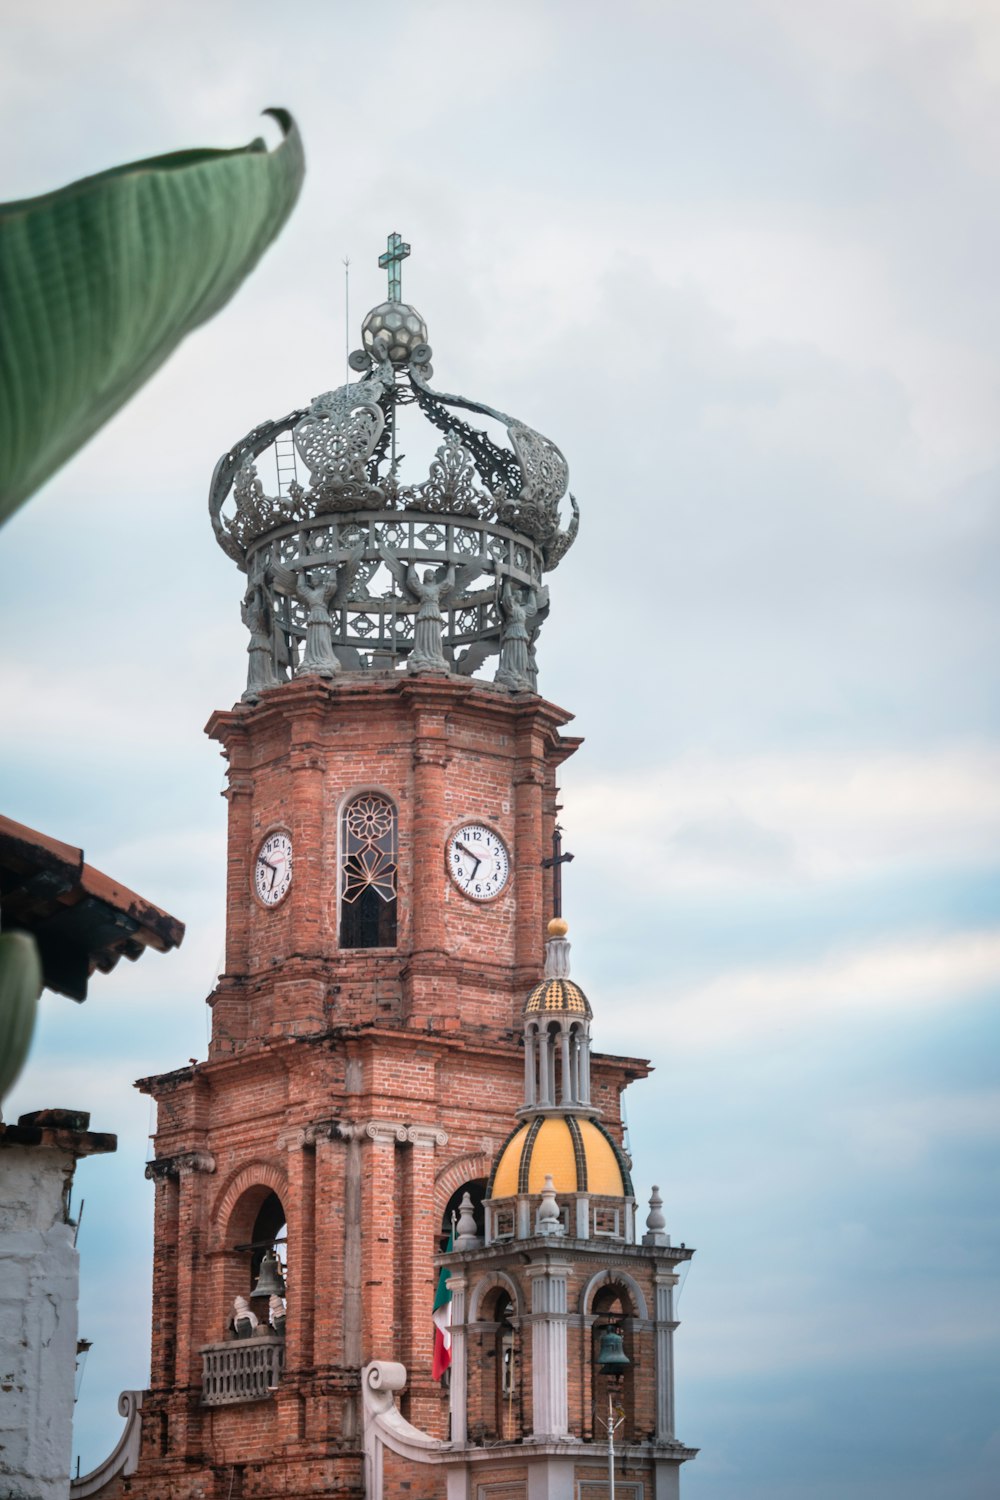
[274,432,299,496]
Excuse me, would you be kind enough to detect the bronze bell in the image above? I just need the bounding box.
[250,1248,286,1300]
[595,1326,630,1376]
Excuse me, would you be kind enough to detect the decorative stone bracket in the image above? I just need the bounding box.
[361,1120,450,1147]
[69,1391,143,1498]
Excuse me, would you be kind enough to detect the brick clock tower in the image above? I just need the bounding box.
[117,238,697,1500]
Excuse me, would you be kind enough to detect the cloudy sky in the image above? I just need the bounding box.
[3,1,999,1493]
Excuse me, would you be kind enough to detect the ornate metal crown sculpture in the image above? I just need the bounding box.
[209,234,579,702]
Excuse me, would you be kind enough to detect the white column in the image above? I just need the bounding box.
[524,1028,536,1107]
[526,1261,570,1437]
[654,1271,678,1441]
[448,1272,468,1446]
[653,1461,682,1499]
[580,1035,592,1105]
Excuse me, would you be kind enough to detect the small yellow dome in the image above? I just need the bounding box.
[489,1115,632,1199]
[523,977,592,1019]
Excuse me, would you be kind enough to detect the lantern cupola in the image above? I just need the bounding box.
[484,918,637,1245]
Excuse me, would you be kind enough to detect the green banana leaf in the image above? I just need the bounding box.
[0,931,43,1102]
[0,108,304,521]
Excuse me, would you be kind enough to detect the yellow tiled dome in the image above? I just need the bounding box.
[489,1115,631,1199]
[523,977,592,1019]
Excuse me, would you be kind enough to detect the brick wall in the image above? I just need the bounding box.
[128,677,655,1499]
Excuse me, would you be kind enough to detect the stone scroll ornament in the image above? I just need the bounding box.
[378,546,485,674]
[270,543,365,679]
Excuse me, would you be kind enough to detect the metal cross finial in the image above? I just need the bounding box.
[378,231,411,303]
[541,824,574,920]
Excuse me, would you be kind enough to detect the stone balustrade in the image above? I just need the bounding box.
[200,1335,285,1406]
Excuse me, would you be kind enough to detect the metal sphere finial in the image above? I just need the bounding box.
[361,300,428,366]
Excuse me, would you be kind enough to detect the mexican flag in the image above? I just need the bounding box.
[432,1232,454,1380]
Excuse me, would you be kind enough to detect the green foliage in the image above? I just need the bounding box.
[0,931,43,1102]
[0,109,304,521]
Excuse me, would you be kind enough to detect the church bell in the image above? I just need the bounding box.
[250,1248,286,1300]
[595,1326,630,1376]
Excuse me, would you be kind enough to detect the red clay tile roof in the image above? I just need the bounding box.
[0,814,184,1001]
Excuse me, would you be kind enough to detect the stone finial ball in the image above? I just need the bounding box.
[361,300,428,364]
[547,917,569,937]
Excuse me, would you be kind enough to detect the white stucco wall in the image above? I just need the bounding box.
[0,1144,79,1500]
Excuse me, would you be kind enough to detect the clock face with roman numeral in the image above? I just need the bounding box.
[254,831,293,907]
[447,824,510,902]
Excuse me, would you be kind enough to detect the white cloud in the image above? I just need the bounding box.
[612,928,1000,1050]
[685,1272,1000,1378]
[568,745,1000,893]
[760,0,1000,164]
[833,1088,1000,1170]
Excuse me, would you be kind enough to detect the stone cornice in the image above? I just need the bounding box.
[437,1237,693,1268]
[205,676,577,750]
[144,1151,216,1181]
[141,1025,651,1096]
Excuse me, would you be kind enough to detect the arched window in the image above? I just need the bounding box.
[339,792,397,948]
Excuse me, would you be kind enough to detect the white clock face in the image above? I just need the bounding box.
[448,824,510,902]
[254,832,293,907]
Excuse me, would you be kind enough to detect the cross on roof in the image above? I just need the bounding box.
[378,231,411,303]
[541,824,575,920]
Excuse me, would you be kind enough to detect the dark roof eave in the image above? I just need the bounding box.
[0,814,185,1001]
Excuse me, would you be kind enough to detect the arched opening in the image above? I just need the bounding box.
[544,1020,560,1106]
[495,1291,517,1440]
[224,1185,288,1337]
[339,792,398,948]
[568,1022,583,1105]
[591,1282,636,1443]
[439,1178,487,1250]
[469,1284,519,1444]
[551,1020,565,1104]
[249,1192,286,1288]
